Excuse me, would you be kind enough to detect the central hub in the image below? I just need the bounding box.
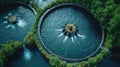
[65,24,76,33]
[8,15,17,24]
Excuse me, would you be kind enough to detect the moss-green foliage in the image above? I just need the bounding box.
[106,6,120,47]
[49,56,59,66]
[23,32,36,45]
[80,61,90,67]
[21,0,29,4]
[59,60,67,67]
[88,57,97,66]
[66,63,73,67]
[0,59,4,67]
[88,0,120,66]
[104,35,114,48]
[0,41,22,67]
[2,45,14,57]
[91,0,116,25]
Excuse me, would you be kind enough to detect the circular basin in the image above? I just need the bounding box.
[38,3,104,61]
[0,2,36,44]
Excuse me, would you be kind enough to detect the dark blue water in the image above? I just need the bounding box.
[99,57,120,67]
[7,45,50,67]
[39,5,103,61]
[0,3,35,44]
[99,47,120,67]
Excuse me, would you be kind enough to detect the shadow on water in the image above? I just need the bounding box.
[114,0,120,4]
[5,44,50,67]
[98,47,120,67]
[111,47,120,62]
